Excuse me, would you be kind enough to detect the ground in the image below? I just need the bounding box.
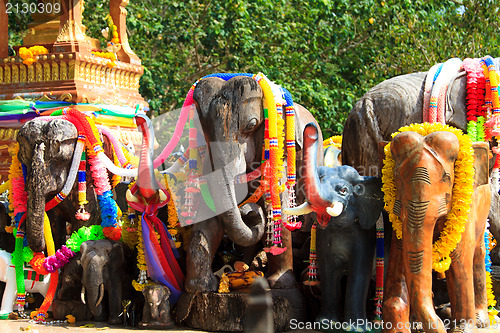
[0,320,500,333]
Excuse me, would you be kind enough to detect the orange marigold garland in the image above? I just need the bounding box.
[18,45,48,66]
[282,88,300,231]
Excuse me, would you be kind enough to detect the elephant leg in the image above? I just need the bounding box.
[316,229,343,323]
[344,228,375,331]
[445,240,475,332]
[107,283,123,324]
[185,217,224,292]
[473,184,490,327]
[266,225,295,289]
[472,235,489,328]
[383,234,410,333]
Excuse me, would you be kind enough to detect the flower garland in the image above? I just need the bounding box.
[62,109,121,240]
[105,14,120,44]
[381,122,474,273]
[131,212,154,292]
[484,227,500,325]
[461,57,488,144]
[255,73,287,255]
[303,221,318,286]
[91,51,117,68]
[163,174,181,248]
[323,135,342,149]
[120,208,139,250]
[283,87,300,231]
[18,46,48,66]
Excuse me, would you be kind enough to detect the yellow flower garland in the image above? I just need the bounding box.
[19,46,48,66]
[381,122,474,273]
[323,135,342,149]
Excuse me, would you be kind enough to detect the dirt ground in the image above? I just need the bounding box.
[1,319,500,333]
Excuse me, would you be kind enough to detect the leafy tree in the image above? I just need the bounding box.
[7,0,500,136]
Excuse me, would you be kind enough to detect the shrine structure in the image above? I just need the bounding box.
[0,0,146,181]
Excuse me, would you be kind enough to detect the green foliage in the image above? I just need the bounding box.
[7,0,500,136]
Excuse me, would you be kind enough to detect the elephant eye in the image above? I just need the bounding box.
[338,186,348,195]
[242,118,258,133]
[442,172,451,183]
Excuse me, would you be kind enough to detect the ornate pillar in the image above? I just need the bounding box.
[110,0,141,65]
[53,0,90,54]
[0,0,8,58]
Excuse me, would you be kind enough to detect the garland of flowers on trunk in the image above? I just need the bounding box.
[381,122,474,273]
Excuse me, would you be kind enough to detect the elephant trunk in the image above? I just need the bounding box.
[26,142,55,252]
[302,123,334,208]
[135,114,158,200]
[402,192,445,331]
[218,169,265,246]
[82,252,105,317]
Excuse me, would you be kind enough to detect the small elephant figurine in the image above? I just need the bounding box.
[139,284,174,329]
[284,123,384,331]
[383,130,491,333]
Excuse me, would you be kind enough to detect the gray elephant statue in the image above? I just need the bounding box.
[284,123,384,331]
[139,284,174,329]
[54,240,132,324]
[182,74,323,294]
[53,252,91,322]
[16,117,116,253]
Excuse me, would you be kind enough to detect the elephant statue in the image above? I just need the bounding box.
[16,117,115,253]
[78,239,132,324]
[0,249,51,316]
[284,123,384,331]
[340,61,500,223]
[139,284,174,329]
[182,75,323,293]
[383,130,490,333]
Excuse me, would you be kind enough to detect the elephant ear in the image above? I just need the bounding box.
[193,77,226,118]
[473,142,490,187]
[110,242,126,271]
[353,177,384,229]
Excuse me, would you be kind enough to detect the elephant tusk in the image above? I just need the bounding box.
[81,285,86,305]
[95,283,105,308]
[159,190,168,202]
[126,189,141,204]
[326,202,344,217]
[283,202,314,216]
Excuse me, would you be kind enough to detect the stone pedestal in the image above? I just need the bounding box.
[176,291,293,332]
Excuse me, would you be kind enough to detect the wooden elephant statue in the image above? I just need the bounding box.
[382,129,490,333]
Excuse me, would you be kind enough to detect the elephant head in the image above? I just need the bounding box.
[284,123,383,229]
[80,239,128,324]
[17,118,78,252]
[142,284,170,320]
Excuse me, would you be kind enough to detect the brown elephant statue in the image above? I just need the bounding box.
[383,130,490,333]
[139,284,174,329]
